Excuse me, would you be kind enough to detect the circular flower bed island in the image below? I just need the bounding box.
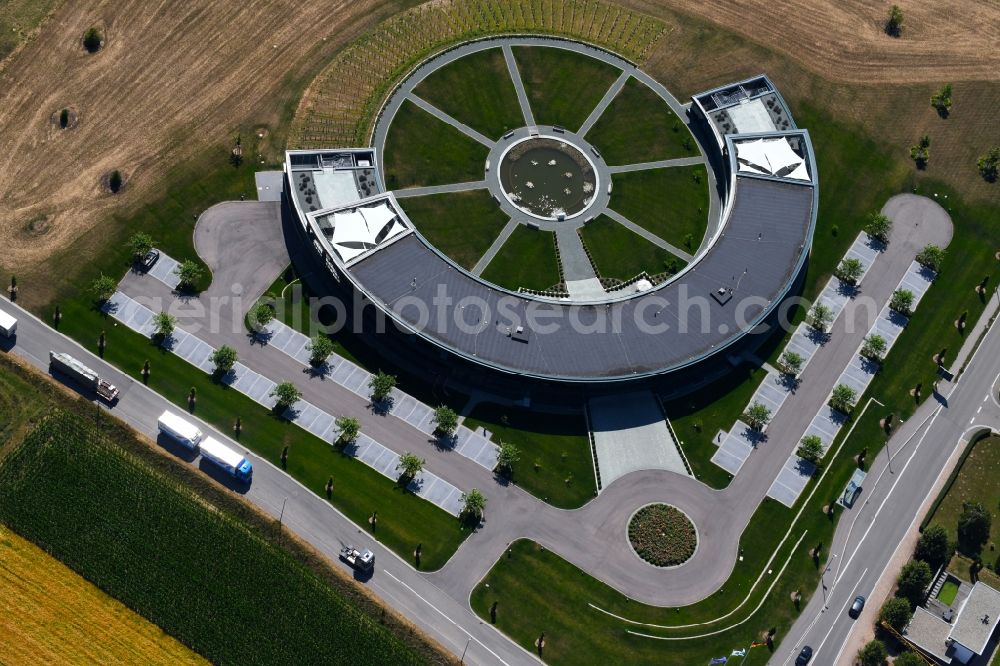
[627,504,697,567]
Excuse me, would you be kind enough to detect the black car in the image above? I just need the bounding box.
[140,248,160,270]
[795,645,813,665]
[848,595,866,618]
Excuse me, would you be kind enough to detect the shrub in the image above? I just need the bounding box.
[835,257,864,285]
[395,452,425,481]
[89,273,117,302]
[432,405,459,437]
[209,345,238,375]
[830,383,857,414]
[797,435,824,466]
[897,559,933,605]
[957,501,992,555]
[269,381,302,411]
[368,371,397,403]
[126,232,155,261]
[809,302,833,331]
[865,212,893,243]
[977,146,999,182]
[880,597,913,631]
[890,288,915,315]
[910,135,930,168]
[862,334,888,362]
[779,350,804,375]
[930,83,953,116]
[82,27,103,53]
[627,504,697,567]
[151,311,176,340]
[743,401,771,431]
[108,169,123,193]
[246,301,274,333]
[916,244,946,271]
[894,653,925,666]
[460,489,487,519]
[334,416,360,446]
[495,440,520,475]
[885,5,903,36]
[174,260,204,291]
[916,524,953,567]
[307,334,335,366]
[857,639,887,666]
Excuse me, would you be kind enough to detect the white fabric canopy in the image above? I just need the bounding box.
[736,138,810,181]
[328,204,406,262]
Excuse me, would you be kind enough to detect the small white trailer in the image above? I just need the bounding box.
[157,410,203,450]
[0,309,17,338]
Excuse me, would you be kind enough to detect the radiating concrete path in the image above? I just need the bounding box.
[502,44,535,128]
[603,208,694,261]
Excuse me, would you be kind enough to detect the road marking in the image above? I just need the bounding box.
[382,569,514,666]
[812,568,868,661]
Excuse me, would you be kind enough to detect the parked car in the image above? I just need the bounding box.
[848,595,866,618]
[140,248,160,270]
[795,645,813,665]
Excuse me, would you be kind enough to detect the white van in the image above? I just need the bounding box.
[157,410,203,450]
[0,309,16,338]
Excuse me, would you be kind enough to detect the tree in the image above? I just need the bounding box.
[108,169,123,193]
[460,488,487,520]
[269,381,301,411]
[797,435,824,466]
[495,440,521,475]
[865,212,893,243]
[862,334,888,362]
[744,402,772,431]
[809,302,833,331]
[978,146,999,182]
[433,405,459,437]
[90,273,117,302]
[247,301,274,331]
[174,260,203,291]
[306,334,335,366]
[930,83,953,117]
[910,135,931,168]
[897,559,933,604]
[916,244,946,271]
[368,371,397,403]
[396,452,425,481]
[915,524,953,568]
[890,288,915,315]
[835,257,864,285]
[126,232,154,261]
[885,4,904,36]
[209,345,238,375]
[857,639,888,666]
[893,653,925,666]
[152,311,176,340]
[880,596,913,631]
[780,350,804,376]
[82,26,103,53]
[830,383,857,414]
[957,501,992,555]
[334,416,360,445]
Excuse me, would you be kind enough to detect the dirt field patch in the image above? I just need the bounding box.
[0,524,205,665]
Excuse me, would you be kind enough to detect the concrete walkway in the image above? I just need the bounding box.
[471,218,518,276]
[577,69,631,136]
[556,225,597,281]
[407,93,495,148]
[603,208,694,261]
[392,180,488,198]
[608,155,705,173]
[502,44,535,128]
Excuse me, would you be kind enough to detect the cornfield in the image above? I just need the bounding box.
[0,413,424,666]
[289,0,667,148]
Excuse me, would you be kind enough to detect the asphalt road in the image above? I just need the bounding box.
[0,299,535,666]
[773,306,1000,666]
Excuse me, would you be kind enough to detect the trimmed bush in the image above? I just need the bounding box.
[628,504,697,567]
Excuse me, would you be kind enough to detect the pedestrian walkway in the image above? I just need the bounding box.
[102,291,467,516]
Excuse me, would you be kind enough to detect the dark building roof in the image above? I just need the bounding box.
[348,175,814,381]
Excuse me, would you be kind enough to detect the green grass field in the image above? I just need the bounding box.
[0,413,427,666]
[480,225,561,292]
[928,435,1000,554]
[414,47,524,140]
[463,403,595,509]
[585,77,696,165]
[398,190,509,270]
[382,100,489,189]
[608,165,709,253]
[579,215,685,282]
[0,0,59,63]
[937,579,960,606]
[511,46,621,132]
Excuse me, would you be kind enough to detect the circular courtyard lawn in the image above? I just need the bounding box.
[628,504,697,567]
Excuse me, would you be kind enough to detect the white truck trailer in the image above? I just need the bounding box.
[156,410,204,450]
[198,437,253,483]
[0,309,16,337]
[49,351,119,401]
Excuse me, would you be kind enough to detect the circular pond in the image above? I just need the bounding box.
[627,503,697,567]
[498,137,597,220]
